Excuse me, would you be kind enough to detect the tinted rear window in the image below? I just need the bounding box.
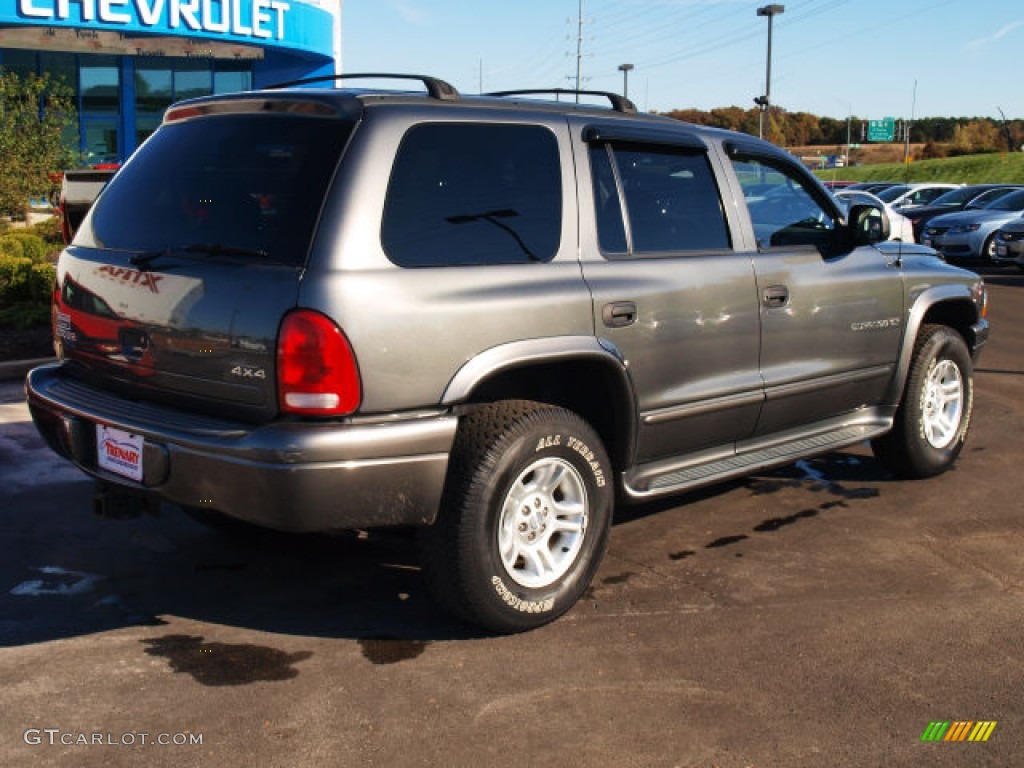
[381,123,562,267]
[88,114,352,266]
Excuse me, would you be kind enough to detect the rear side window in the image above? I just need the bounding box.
[88,114,352,266]
[591,143,731,256]
[381,123,562,267]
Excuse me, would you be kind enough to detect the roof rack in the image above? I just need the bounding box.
[265,73,460,101]
[486,89,637,114]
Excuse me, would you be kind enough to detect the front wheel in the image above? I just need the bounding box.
[420,401,613,633]
[871,325,973,479]
[982,234,997,263]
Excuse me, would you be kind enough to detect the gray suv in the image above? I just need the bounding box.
[26,75,989,633]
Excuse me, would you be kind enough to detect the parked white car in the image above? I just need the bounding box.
[877,183,961,211]
[835,190,916,243]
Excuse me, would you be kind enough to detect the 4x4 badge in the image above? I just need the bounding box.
[230,365,266,379]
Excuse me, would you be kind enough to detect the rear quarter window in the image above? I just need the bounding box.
[381,123,562,267]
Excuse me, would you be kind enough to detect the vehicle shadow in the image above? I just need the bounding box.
[0,448,895,650]
[1,483,484,649]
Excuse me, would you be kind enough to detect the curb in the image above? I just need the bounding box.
[0,357,56,382]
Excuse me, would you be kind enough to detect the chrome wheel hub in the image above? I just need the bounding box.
[922,359,963,449]
[498,457,588,589]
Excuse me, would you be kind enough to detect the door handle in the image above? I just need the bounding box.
[602,301,637,328]
[762,285,789,308]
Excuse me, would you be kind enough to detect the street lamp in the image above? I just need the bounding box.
[755,4,784,142]
[618,63,634,99]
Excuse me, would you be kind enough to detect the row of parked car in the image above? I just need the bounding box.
[823,180,1024,269]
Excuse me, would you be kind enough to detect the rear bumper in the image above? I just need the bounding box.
[26,364,457,531]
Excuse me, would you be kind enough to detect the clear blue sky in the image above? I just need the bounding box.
[342,0,1019,121]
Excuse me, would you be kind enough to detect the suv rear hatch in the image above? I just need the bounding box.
[59,94,358,423]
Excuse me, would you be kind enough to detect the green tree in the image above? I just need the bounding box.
[0,69,77,219]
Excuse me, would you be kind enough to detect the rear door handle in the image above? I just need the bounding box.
[762,285,789,308]
[602,301,637,328]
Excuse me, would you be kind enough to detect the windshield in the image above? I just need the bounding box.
[987,188,1024,211]
[876,185,910,202]
[87,114,353,266]
[968,188,1016,208]
[929,187,976,207]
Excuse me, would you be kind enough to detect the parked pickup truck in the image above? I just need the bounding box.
[57,168,117,243]
[26,74,989,633]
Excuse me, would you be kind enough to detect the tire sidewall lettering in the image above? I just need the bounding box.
[476,413,612,626]
[533,433,607,488]
[490,575,556,614]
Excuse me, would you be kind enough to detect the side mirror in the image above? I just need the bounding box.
[848,203,890,246]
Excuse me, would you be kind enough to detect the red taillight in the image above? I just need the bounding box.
[277,310,361,416]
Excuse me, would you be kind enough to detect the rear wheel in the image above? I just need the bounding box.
[872,325,973,479]
[420,401,613,633]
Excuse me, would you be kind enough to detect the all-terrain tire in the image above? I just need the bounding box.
[420,401,613,633]
[871,324,973,479]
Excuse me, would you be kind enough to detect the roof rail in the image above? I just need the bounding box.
[486,89,637,114]
[265,73,460,101]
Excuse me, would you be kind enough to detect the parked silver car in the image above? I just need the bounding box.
[922,188,1024,263]
[993,218,1024,269]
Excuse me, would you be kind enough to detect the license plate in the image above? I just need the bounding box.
[997,244,1007,256]
[96,424,144,482]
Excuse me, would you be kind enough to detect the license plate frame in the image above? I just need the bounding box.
[96,424,144,482]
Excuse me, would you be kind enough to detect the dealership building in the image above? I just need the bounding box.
[0,0,342,164]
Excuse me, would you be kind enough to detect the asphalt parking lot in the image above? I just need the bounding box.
[1,270,1022,768]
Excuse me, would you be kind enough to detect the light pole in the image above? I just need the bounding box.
[755,4,784,142]
[618,63,634,99]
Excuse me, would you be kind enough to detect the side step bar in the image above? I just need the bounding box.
[622,409,894,501]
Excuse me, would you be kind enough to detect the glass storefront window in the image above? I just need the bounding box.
[174,61,212,101]
[136,113,162,147]
[214,68,252,94]
[2,49,38,79]
[2,49,256,160]
[81,56,119,114]
[41,53,80,157]
[136,60,173,114]
[83,118,119,165]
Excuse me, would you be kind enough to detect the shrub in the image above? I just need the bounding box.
[30,262,56,301]
[30,215,63,249]
[0,253,53,302]
[0,70,77,219]
[0,236,24,260]
[0,254,33,299]
[0,301,51,330]
[2,232,49,263]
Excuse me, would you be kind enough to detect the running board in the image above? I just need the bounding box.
[622,411,893,500]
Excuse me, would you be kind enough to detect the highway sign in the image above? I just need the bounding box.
[867,118,895,142]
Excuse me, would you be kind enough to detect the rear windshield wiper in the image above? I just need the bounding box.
[445,209,542,262]
[129,244,269,270]
[129,249,174,270]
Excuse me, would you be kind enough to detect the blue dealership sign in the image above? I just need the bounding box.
[4,0,333,56]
